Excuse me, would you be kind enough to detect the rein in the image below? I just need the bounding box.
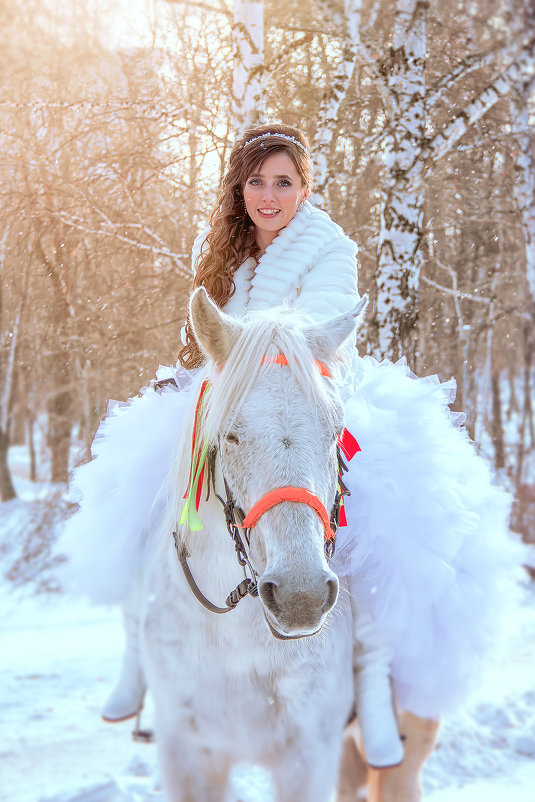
[173,452,259,614]
[171,355,355,616]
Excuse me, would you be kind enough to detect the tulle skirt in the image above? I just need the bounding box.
[333,356,522,716]
[58,357,524,717]
[58,365,199,605]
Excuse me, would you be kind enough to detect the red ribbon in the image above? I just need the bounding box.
[337,428,361,526]
[339,427,361,461]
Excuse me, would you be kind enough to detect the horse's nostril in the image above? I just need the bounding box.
[323,577,339,613]
[259,579,280,615]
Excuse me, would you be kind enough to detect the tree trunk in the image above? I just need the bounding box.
[47,385,72,484]
[28,414,36,483]
[35,233,74,484]
[0,428,16,501]
[515,322,534,485]
[312,0,361,203]
[232,0,265,131]
[0,226,28,500]
[372,0,427,360]
[512,23,535,302]
[491,360,505,470]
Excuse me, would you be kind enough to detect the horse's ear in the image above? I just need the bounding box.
[305,295,369,361]
[189,287,244,367]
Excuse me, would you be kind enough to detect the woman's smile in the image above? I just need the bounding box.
[243,151,308,252]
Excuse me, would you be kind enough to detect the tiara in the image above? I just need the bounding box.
[243,132,308,152]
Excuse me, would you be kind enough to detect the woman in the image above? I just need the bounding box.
[60,124,520,795]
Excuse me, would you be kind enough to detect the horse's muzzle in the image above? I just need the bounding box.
[259,570,339,638]
[264,612,320,640]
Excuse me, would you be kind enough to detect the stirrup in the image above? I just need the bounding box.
[131,694,155,744]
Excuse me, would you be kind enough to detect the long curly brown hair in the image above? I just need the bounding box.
[178,123,313,369]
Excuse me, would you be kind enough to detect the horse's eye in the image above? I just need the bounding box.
[226,433,240,445]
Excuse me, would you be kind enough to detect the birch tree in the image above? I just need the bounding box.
[312,0,362,202]
[515,106,535,301]
[372,0,427,360]
[366,0,534,359]
[0,233,30,500]
[232,0,265,130]
[513,0,535,300]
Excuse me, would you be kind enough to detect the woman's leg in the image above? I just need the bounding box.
[337,711,439,802]
[367,711,440,802]
[336,718,368,802]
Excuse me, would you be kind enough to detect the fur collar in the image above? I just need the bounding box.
[223,201,350,315]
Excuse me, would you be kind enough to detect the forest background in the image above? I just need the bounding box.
[0,0,533,548]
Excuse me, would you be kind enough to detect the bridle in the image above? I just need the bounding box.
[171,356,352,616]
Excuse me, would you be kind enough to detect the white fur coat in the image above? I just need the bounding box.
[188,201,360,370]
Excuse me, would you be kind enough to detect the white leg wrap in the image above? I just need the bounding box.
[353,600,403,768]
[102,586,146,721]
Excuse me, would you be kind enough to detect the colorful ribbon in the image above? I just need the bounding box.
[337,428,361,526]
[179,379,211,531]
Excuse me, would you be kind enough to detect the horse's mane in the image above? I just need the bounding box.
[149,307,341,549]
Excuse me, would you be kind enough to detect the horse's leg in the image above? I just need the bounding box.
[269,732,343,802]
[157,736,230,802]
[273,761,340,802]
[367,712,440,802]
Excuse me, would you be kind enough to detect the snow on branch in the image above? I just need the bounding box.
[405,29,535,183]
[52,212,191,278]
[425,47,506,111]
[420,273,491,305]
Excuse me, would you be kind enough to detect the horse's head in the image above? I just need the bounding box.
[189,287,367,639]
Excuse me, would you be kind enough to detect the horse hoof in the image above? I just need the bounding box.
[132,728,156,744]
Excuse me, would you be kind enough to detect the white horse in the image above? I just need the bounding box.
[141,287,369,802]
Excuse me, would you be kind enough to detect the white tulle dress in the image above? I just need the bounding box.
[59,202,523,719]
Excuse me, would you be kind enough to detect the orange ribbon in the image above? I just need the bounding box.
[261,353,331,377]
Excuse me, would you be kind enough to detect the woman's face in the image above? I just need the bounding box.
[243,152,308,239]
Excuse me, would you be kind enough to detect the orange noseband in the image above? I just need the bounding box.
[242,486,334,544]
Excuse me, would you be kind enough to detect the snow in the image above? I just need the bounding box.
[1,450,534,802]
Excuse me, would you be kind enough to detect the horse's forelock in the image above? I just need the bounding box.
[200,308,336,445]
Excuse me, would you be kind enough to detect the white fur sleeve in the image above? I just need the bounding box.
[295,236,360,377]
[294,236,359,320]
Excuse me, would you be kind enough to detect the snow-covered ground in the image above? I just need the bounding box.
[1,449,534,802]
